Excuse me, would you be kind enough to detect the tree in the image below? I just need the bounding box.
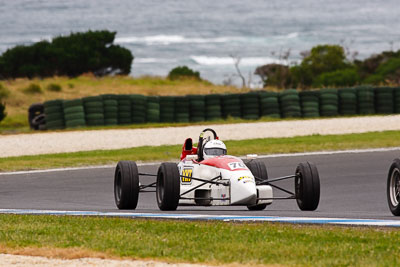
[168,66,200,80]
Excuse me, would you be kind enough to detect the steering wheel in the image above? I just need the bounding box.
[197,128,218,161]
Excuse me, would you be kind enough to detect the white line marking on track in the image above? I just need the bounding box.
[1,147,399,176]
[1,209,400,227]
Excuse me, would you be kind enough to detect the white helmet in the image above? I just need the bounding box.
[203,139,227,160]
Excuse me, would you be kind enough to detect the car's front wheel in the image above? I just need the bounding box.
[295,162,320,211]
[387,159,400,216]
[114,161,139,209]
[156,163,180,211]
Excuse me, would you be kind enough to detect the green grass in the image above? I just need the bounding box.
[0,214,399,266]
[1,130,400,172]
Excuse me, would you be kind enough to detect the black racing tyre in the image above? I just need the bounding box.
[245,160,269,211]
[387,159,400,216]
[156,162,180,211]
[114,161,140,209]
[295,162,320,211]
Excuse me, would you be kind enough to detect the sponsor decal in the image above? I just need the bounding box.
[181,168,193,184]
[238,175,254,184]
[221,193,227,202]
[228,162,247,170]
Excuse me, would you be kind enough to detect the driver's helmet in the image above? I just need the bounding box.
[203,139,227,160]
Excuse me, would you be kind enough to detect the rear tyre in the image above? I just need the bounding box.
[295,162,320,211]
[114,161,139,209]
[156,163,180,211]
[387,159,400,216]
[245,160,269,211]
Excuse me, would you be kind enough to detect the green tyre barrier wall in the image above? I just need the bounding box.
[83,96,104,126]
[101,94,118,126]
[205,94,222,121]
[131,94,147,124]
[160,96,175,123]
[394,87,400,114]
[375,87,394,114]
[175,96,190,122]
[189,95,205,122]
[241,92,260,120]
[44,99,65,130]
[259,91,280,118]
[117,95,132,125]
[146,96,160,123]
[63,98,85,128]
[356,86,375,115]
[279,89,301,118]
[299,90,320,118]
[222,94,241,118]
[338,88,357,115]
[319,89,339,117]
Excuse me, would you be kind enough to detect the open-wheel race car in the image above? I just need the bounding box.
[114,128,320,211]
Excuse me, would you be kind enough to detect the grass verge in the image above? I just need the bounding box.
[0,214,399,266]
[1,130,400,172]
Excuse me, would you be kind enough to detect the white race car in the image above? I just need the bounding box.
[114,128,320,211]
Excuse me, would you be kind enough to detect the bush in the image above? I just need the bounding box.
[23,83,42,94]
[168,66,200,80]
[0,83,10,99]
[313,68,360,87]
[46,83,62,92]
[0,102,6,123]
[0,30,134,79]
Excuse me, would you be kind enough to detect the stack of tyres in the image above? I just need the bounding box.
[205,94,222,121]
[189,95,205,122]
[356,86,375,114]
[338,88,357,115]
[44,99,65,130]
[101,94,118,126]
[117,95,132,125]
[394,87,400,113]
[259,91,280,118]
[299,90,320,118]
[175,96,190,122]
[63,99,85,128]
[319,89,339,117]
[146,96,160,123]
[159,96,175,122]
[83,96,104,126]
[279,89,301,118]
[241,92,260,120]
[131,94,147,123]
[375,87,394,114]
[221,94,241,118]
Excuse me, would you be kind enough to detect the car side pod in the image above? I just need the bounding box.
[387,158,400,216]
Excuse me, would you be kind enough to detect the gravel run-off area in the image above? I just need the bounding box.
[1,115,400,158]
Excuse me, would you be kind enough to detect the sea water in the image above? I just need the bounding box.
[1,0,399,86]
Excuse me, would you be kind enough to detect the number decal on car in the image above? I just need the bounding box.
[228,162,246,170]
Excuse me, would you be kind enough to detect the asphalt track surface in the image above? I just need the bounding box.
[1,149,400,220]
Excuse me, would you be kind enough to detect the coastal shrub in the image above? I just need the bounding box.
[0,30,134,79]
[313,68,360,87]
[23,83,42,94]
[0,83,10,99]
[168,66,201,80]
[0,102,6,122]
[46,83,62,92]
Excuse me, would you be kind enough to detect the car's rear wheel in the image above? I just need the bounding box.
[245,160,269,211]
[156,163,180,211]
[295,162,320,211]
[387,159,400,216]
[114,161,139,209]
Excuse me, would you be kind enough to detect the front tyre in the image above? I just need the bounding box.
[114,161,139,209]
[387,159,400,216]
[245,160,269,211]
[295,162,320,211]
[156,163,180,211]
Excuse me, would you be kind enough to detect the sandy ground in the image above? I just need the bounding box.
[0,254,212,267]
[1,115,400,158]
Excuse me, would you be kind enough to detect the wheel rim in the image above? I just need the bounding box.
[115,168,122,202]
[295,172,302,202]
[390,168,400,207]
[157,173,165,203]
